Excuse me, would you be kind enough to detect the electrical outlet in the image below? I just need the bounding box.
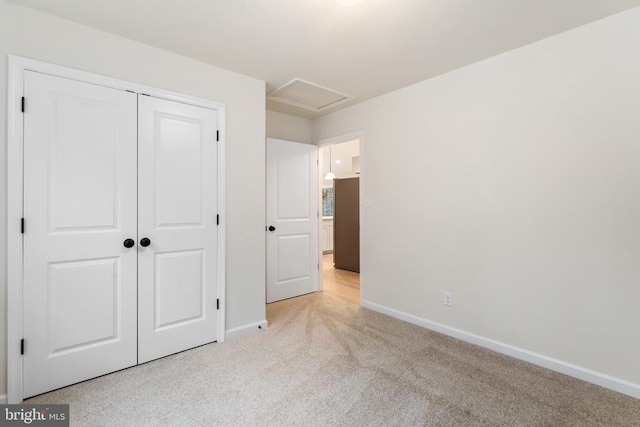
[443,292,453,307]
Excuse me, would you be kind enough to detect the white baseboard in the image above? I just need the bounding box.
[0,394,6,404]
[225,320,268,341]
[361,300,640,400]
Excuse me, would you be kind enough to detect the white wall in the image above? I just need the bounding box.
[266,110,313,144]
[0,0,267,395]
[314,7,640,391]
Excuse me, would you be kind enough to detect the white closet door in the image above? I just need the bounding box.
[137,96,219,363]
[23,71,138,398]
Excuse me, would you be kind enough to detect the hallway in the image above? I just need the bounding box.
[321,254,359,305]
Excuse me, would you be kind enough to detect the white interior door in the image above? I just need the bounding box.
[137,96,219,363]
[22,70,220,397]
[266,138,319,303]
[23,71,138,397]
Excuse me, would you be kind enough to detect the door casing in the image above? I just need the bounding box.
[6,55,227,403]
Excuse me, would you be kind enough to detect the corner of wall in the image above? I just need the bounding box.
[361,300,640,400]
[225,320,268,341]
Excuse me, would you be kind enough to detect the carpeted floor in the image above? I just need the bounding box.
[28,293,640,426]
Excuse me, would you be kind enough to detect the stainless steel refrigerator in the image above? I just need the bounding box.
[333,177,360,273]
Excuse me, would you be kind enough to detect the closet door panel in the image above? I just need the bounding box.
[137,96,218,363]
[22,71,138,398]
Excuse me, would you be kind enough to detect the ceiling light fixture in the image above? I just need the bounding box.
[324,146,336,180]
[334,0,363,6]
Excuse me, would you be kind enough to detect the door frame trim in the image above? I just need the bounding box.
[6,55,227,403]
[317,131,365,303]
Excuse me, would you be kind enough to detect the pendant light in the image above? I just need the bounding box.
[324,146,336,180]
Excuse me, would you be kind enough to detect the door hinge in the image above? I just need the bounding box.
[317,263,320,270]
[216,214,219,225]
[21,97,25,113]
[21,339,25,355]
[216,299,220,310]
[20,218,25,234]
[216,130,219,142]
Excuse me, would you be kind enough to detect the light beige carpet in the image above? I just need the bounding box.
[28,293,640,426]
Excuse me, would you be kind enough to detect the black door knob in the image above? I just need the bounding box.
[123,238,135,248]
[268,226,276,232]
[140,238,151,247]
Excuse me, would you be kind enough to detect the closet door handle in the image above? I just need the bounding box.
[123,238,135,248]
[140,238,151,247]
[268,226,276,232]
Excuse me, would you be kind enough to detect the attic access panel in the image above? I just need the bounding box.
[267,78,354,112]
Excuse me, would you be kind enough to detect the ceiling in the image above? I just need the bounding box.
[10,0,640,119]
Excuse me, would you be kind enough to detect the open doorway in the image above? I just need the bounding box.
[319,137,361,305]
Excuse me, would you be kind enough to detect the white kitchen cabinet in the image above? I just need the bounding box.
[321,218,334,253]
